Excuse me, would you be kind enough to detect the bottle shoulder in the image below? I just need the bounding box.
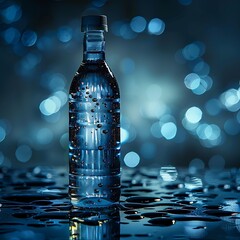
[70,61,120,98]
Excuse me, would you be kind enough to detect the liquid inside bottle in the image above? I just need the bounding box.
[69,15,121,208]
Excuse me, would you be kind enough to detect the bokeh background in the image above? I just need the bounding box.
[0,0,240,169]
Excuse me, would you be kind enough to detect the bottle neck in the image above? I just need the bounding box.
[83,30,105,61]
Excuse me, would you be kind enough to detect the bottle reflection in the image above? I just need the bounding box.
[69,207,120,240]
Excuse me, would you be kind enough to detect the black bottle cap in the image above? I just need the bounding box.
[81,15,108,32]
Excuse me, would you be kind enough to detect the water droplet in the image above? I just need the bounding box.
[148,217,176,226]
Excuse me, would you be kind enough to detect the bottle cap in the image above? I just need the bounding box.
[81,15,108,32]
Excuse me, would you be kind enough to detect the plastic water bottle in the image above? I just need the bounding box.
[69,15,121,208]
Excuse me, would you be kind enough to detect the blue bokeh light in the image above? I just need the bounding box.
[184,73,201,90]
[36,128,53,145]
[57,26,73,43]
[21,30,38,47]
[161,122,177,140]
[3,27,20,44]
[120,127,129,143]
[130,16,147,33]
[1,4,22,24]
[124,151,140,168]
[185,106,202,124]
[148,18,165,35]
[15,144,32,163]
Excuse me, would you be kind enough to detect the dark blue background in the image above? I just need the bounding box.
[0,0,240,169]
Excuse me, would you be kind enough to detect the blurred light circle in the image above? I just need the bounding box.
[120,127,129,143]
[0,126,6,142]
[37,128,53,145]
[124,151,140,168]
[209,155,225,170]
[39,98,57,116]
[205,99,221,116]
[189,158,205,174]
[182,118,198,132]
[21,30,37,47]
[220,88,240,112]
[54,90,68,106]
[196,124,209,140]
[161,122,177,140]
[1,4,22,23]
[148,18,165,35]
[185,106,202,124]
[201,76,213,91]
[182,43,201,61]
[60,132,68,148]
[224,119,240,135]
[184,73,201,90]
[192,79,208,95]
[57,26,73,43]
[3,27,20,44]
[120,23,137,39]
[15,144,32,163]
[130,16,147,33]
[41,72,66,91]
[150,122,162,138]
[193,61,210,76]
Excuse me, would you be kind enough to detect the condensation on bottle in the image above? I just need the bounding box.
[68,15,121,208]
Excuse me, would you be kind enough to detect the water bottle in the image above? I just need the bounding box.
[69,15,121,208]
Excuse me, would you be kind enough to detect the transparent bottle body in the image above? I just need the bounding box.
[69,60,120,208]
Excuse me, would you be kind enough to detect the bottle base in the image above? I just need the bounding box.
[70,197,119,209]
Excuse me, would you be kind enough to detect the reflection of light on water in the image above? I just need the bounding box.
[185,176,203,190]
[159,166,178,182]
[184,221,206,239]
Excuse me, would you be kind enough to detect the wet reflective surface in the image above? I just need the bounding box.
[1,166,240,239]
